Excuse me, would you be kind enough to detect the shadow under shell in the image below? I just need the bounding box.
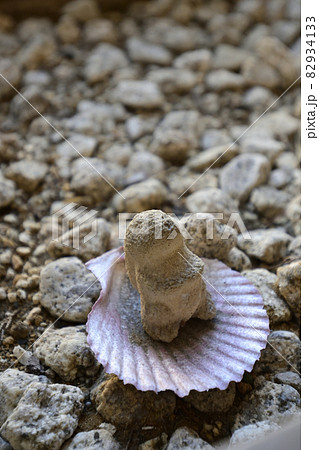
[86,247,269,397]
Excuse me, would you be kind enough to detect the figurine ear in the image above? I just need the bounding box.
[86,247,269,397]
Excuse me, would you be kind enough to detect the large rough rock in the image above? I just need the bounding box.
[5,160,48,193]
[126,37,172,65]
[181,213,237,260]
[114,80,164,110]
[39,256,100,322]
[166,427,214,450]
[186,188,239,224]
[84,43,128,84]
[256,331,301,375]
[112,178,168,213]
[91,375,176,428]
[33,326,100,382]
[0,369,48,427]
[242,269,291,325]
[233,378,300,431]
[47,218,112,261]
[275,261,301,322]
[230,421,280,447]
[250,186,290,218]
[0,174,16,208]
[187,144,239,171]
[238,229,292,264]
[220,154,271,202]
[70,158,123,202]
[63,424,120,449]
[1,382,84,450]
[184,382,236,414]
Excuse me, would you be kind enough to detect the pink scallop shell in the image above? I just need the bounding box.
[86,247,269,397]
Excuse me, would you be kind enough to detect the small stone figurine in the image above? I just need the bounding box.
[124,210,216,342]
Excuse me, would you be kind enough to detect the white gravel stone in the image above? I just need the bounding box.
[126,115,158,141]
[256,331,301,374]
[126,151,164,184]
[213,44,249,71]
[241,56,280,90]
[112,178,168,213]
[181,213,237,260]
[206,70,245,91]
[0,369,48,427]
[233,379,300,431]
[56,134,97,159]
[220,153,271,202]
[238,228,292,264]
[84,44,128,84]
[167,427,214,450]
[230,421,280,447]
[187,144,239,171]
[240,137,284,163]
[274,372,301,393]
[250,186,290,218]
[63,424,120,450]
[126,37,172,65]
[147,68,197,94]
[145,19,201,52]
[186,188,239,224]
[70,157,123,202]
[242,268,291,324]
[5,160,48,193]
[33,326,100,381]
[39,256,100,322]
[225,247,252,272]
[47,217,111,261]
[62,0,100,22]
[114,80,164,109]
[84,19,118,44]
[0,174,16,208]
[1,382,84,450]
[173,49,212,72]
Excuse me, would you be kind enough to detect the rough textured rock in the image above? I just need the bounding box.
[56,134,97,158]
[114,80,164,109]
[0,369,48,427]
[126,37,172,65]
[242,269,291,324]
[256,331,301,374]
[206,70,245,91]
[39,256,100,322]
[0,175,16,208]
[84,43,128,84]
[5,160,48,193]
[250,186,290,218]
[238,229,292,264]
[225,247,252,272]
[47,218,112,261]
[184,382,236,413]
[275,261,301,322]
[233,379,300,431]
[63,424,120,449]
[126,151,164,184]
[187,144,239,171]
[173,49,212,72]
[70,158,123,202]
[286,195,301,236]
[1,382,84,450]
[147,68,197,94]
[220,154,271,202]
[274,372,301,393]
[186,188,239,224]
[181,213,237,260]
[112,178,168,213]
[166,427,214,450]
[230,421,280,446]
[91,375,176,427]
[33,326,100,381]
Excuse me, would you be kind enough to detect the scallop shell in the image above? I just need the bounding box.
[86,247,269,397]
